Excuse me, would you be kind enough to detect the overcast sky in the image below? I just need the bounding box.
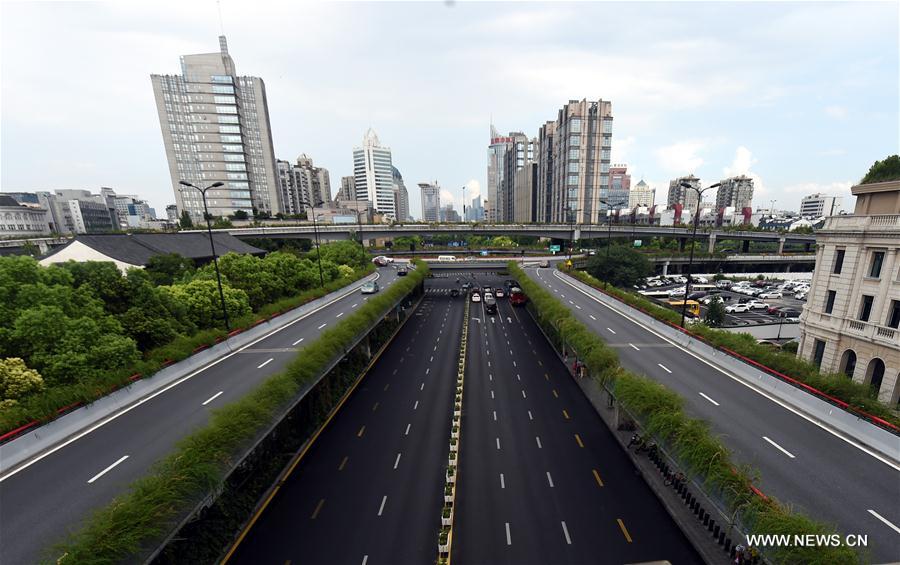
[2,1,897,218]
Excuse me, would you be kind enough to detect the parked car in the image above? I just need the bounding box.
[361,281,380,294]
[747,301,770,310]
[757,291,782,299]
[471,292,481,303]
[716,280,732,289]
[691,276,709,284]
[795,291,808,301]
[778,308,802,318]
[725,303,751,313]
[687,291,707,300]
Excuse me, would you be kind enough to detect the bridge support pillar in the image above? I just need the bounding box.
[741,239,750,253]
[662,260,670,276]
[707,234,716,254]
[778,236,786,255]
[678,238,687,252]
[37,240,49,254]
[573,227,581,242]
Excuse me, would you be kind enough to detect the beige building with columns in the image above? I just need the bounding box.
[798,179,900,405]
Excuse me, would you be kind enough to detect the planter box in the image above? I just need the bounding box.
[454,410,461,418]
[441,515,452,526]
[445,494,454,503]
[446,472,456,484]
[451,430,459,439]
[448,457,457,467]
[450,442,458,452]
[438,542,449,555]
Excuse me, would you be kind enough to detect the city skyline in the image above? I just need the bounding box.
[1,2,897,217]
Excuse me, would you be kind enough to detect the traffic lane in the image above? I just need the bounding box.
[0,271,398,564]
[494,300,700,564]
[533,269,900,560]
[230,294,462,564]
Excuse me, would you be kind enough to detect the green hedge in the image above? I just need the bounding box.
[564,268,899,428]
[0,266,375,436]
[509,262,860,564]
[52,262,426,564]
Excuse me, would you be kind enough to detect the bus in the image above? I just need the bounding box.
[437,255,457,263]
[665,300,700,317]
[509,287,527,306]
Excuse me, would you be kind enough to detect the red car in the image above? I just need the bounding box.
[509,287,527,306]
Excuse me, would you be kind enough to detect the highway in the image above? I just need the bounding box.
[226,280,463,563]
[452,273,699,564]
[0,267,401,565]
[528,266,900,563]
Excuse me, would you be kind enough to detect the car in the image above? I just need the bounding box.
[757,291,782,299]
[675,276,688,283]
[397,267,408,276]
[747,301,770,310]
[484,292,494,301]
[450,288,460,297]
[691,276,709,284]
[766,305,782,315]
[464,256,478,262]
[778,308,802,318]
[372,256,394,266]
[687,291,707,300]
[795,291,808,301]
[716,280,732,289]
[725,303,751,313]
[785,316,801,323]
[471,292,481,303]
[437,255,457,263]
[483,286,493,294]
[484,295,497,314]
[538,260,550,268]
[494,288,505,298]
[360,281,379,294]
[509,287,527,306]
[461,282,472,291]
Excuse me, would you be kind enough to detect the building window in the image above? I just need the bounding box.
[216,105,238,114]
[825,290,836,314]
[833,249,845,274]
[868,250,885,278]
[218,115,239,124]
[568,162,579,173]
[859,295,874,322]
[602,119,613,134]
[568,174,579,186]
[568,149,580,160]
[812,339,826,369]
[569,136,581,147]
[211,75,233,83]
[887,300,900,329]
[214,95,236,104]
[569,118,582,133]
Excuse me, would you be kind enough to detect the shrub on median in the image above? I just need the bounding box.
[52,262,427,564]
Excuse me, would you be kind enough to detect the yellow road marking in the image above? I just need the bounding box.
[617,518,632,543]
[357,425,366,438]
[592,469,604,487]
[574,433,584,448]
[372,402,379,412]
[338,456,348,471]
[563,409,570,420]
[310,498,325,520]
[552,389,558,398]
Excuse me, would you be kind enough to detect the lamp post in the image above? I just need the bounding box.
[679,181,720,328]
[355,201,365,250]
[178,180,230,331]
[306,199,326,287]
[565,206,581,262]
[462,184,467,223]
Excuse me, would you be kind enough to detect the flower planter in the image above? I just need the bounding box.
[450,442,458,452]
[446,471,456,484]
[445,494,454,503]
[451,429,459,439]
[454,410,461,418]
[441,515,452,526]
[438,542,449,555]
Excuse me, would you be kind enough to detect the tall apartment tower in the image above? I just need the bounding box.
[547,99,614,224]
[499,133,535,223]
[486,125,514,223]
[276,155,332,216]
[337,176,356,203]
[667,175,701,211]
[715,175,754,210]
[151,36,280,220]
[392,166,410,221]
[535,121,557,223]
[353,128,396,218]
[420,181,441,222]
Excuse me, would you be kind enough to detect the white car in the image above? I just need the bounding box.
[795,291,808,301]
[691,276,709,284]
[484,292,494,301]
[667,287,687,296]
[747,301,770,310]
[471,292,481,303]
[726,303,750,313]
[758,291,783,299]
[372,256,394,266]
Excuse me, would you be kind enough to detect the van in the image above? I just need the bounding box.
[437,255,457,263]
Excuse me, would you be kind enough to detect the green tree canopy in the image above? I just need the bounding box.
[145,253,195,286]
[0,357,45,403]
[704,297,726,327]
[585,246,652,288]
[179,210,193,228]
[160,279,251,329]
[860,155,900,184]
[317,240,367,269]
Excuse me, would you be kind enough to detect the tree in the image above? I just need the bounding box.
[231,210,249,220]
[860,155,900,184]
[179,210,194,229]
[160,279,251,328]
[394,235,422,251]
[489,236,516,247]
[337,264,355,279]
[585,246,652,288]
[318,240,367,269]
[145,253,195,286]
[704,297,726,327]
[210,252,280,309]
[211,217,233,229]
[0,357,44,402]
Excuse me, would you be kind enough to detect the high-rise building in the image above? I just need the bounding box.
[353,129,396,219]
[628,179,656,208]
[151,36,279,220]
[51,189,118,234]
[601,164,631,216]
[420,181,441,222]
[800,193,843,217]
[166,204,179,223]
[497,131,534,222]
[513,162,538,223]
[798,179,899,404]
[667,175,701,211]
[715,175,754,211]
[535,121,557,223]
[467,195,484,222]
[392,166,410,221]
[440,203,460,223]
[337,176,356,203]
[546,99,614,224]
[276,155,332,215]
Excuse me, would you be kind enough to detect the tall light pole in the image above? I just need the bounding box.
[306,199,326,287]
[565,206,581,261]
[462,184,467,223]
[680,181,720,328]
[178,180,231,331]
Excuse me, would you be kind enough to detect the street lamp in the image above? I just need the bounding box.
[178,180,231,331]
[462,184,467,223]
[598,197,627,262]
[679,181,720,328]
[355,201,366,250]
[306,199,326,287]
[565,206,581,262]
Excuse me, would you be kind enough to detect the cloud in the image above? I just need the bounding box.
[781,181,853,195]
[464,179,481,200]
[440,189,457,208]
[825,105,848,119]
[656,140,706,173]
[818,148,847,157]
[611,135,636,165]
[722,146,769,201]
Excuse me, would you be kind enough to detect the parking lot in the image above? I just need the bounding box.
[638,276,809,328]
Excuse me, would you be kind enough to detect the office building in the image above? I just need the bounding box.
[0,195,52,236]
[801,193,843,217]
[337,176,356,203]
[716,175,754,211]
[440,203,460,223]
[486,126,510,223]
[420,182,441,222]
[628,180,656,208]
[151,36,280,220]
[798,179,900,405]
[535,121,557,223]
[498,131,534,222]
[353,128,396,219]
[467,195,485,222]
[513,162,537,223]
[601,164,631,216]
[392,166,410,221]
[667,175,701,212]
[166,205,178,223]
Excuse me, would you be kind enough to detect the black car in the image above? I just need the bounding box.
[397,267,408,276]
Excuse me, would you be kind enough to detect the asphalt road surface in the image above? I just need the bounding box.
[226,280,463,564]
[0,267,401,565]
[530,266,900,563]
[452,273,700,565]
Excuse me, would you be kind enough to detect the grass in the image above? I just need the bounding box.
[509,261,862,564]
[563,268,899,429]
[0,265,376,436]
[51,262,427,564]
